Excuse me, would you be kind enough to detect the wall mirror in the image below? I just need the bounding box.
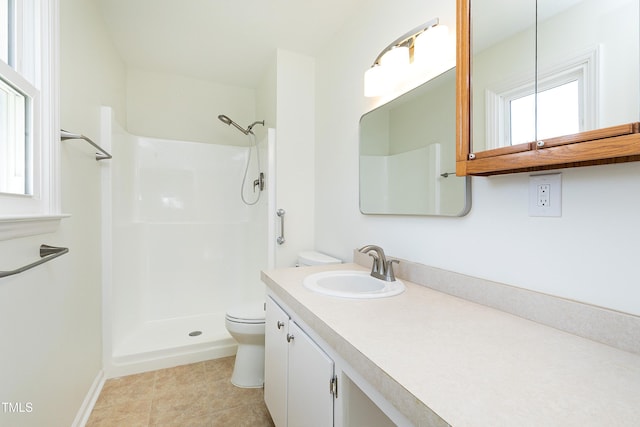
[360,67,471,216]
[457,0,640,176]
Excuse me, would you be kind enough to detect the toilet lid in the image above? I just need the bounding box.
[226,301,265,323]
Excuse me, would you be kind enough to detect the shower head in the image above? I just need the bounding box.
[218,114,233,126]
[218,114,249,134]
[218,114,265,135]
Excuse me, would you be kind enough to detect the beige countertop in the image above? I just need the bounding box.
[262,263,640,427]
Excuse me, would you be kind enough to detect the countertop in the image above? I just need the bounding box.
[262,263,640,427]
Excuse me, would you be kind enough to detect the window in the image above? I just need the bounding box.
[1,0,9,64]
[485,48,598,149]
[0,0,61,239]
[0,75,29,194]
[1,0,38,197]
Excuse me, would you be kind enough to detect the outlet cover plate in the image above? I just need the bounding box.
[529,173,561,217]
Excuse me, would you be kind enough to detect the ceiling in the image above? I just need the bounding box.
[95,0,368,89]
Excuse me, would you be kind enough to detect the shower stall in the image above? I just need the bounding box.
[100,107,276,377]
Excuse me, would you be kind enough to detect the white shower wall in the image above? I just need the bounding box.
[360,146,439,214]
[102,107,273,377]
[130,139,265,319]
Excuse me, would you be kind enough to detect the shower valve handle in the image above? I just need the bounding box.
[253,172,265,193]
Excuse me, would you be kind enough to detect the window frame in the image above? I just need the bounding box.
[0,0,63,241]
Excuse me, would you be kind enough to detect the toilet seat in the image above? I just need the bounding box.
[225,301,265,324]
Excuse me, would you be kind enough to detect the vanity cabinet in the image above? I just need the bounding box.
[264,297,335,427]
[264,297,290,427]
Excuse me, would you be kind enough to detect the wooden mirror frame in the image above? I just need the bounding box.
[456,0,640,176]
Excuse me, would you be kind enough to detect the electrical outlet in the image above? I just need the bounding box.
[537,184,550,207]
[529,174,561,217]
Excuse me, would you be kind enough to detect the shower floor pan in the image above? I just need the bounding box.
[110,313,236,376]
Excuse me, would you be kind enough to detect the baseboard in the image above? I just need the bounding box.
[71,370,105,427]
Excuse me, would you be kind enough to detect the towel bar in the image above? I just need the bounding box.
[0,245,69,279]
[60,129,112,161]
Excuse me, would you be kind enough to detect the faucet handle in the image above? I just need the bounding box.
[385,259,399,281]
[367,253,380,273]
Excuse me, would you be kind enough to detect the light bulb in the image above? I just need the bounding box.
[364,65,388,97]
[413,24,450,67]
[380,45,410,69]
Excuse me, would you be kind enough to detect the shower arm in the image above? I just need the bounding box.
[247,121,265,133]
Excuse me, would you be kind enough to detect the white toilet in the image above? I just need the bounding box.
[225,301,266,388]
[297,250,342,267]
[225,251,341,388]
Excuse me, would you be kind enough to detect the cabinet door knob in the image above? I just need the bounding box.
[286,333,295,342]
[277,321,285,329]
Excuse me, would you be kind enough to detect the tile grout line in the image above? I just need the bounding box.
[146,370,158,427]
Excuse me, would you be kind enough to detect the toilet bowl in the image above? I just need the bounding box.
[225,301,266,388]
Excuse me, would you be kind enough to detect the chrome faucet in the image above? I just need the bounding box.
[358,245,399,282]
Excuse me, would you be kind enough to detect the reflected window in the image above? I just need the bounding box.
[486,48,597,149]
[510,80,580,144]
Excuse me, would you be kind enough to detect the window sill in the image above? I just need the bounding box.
[0,215,70,241]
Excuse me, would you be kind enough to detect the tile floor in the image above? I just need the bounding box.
[86,356,275,427]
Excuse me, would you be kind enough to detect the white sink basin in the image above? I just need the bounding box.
[303,270,405,299]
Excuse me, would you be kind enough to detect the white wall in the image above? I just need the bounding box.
[257,56,277,131]
[273,49,318,267]
[126,68,258,146]
[314,0,640,316]
[0,0,125,425]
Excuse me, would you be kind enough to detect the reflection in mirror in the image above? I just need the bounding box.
[471,0,536,152]
[537,0,639,135]
[471,0,639,153]
[360,67,470,216]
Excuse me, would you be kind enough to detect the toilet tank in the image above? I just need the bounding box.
[297,251,342,267]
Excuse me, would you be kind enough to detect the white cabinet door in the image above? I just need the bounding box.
[287,321,335,427]
[265,297,290,427]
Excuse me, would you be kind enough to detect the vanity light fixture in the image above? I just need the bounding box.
[364,18,452,97]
